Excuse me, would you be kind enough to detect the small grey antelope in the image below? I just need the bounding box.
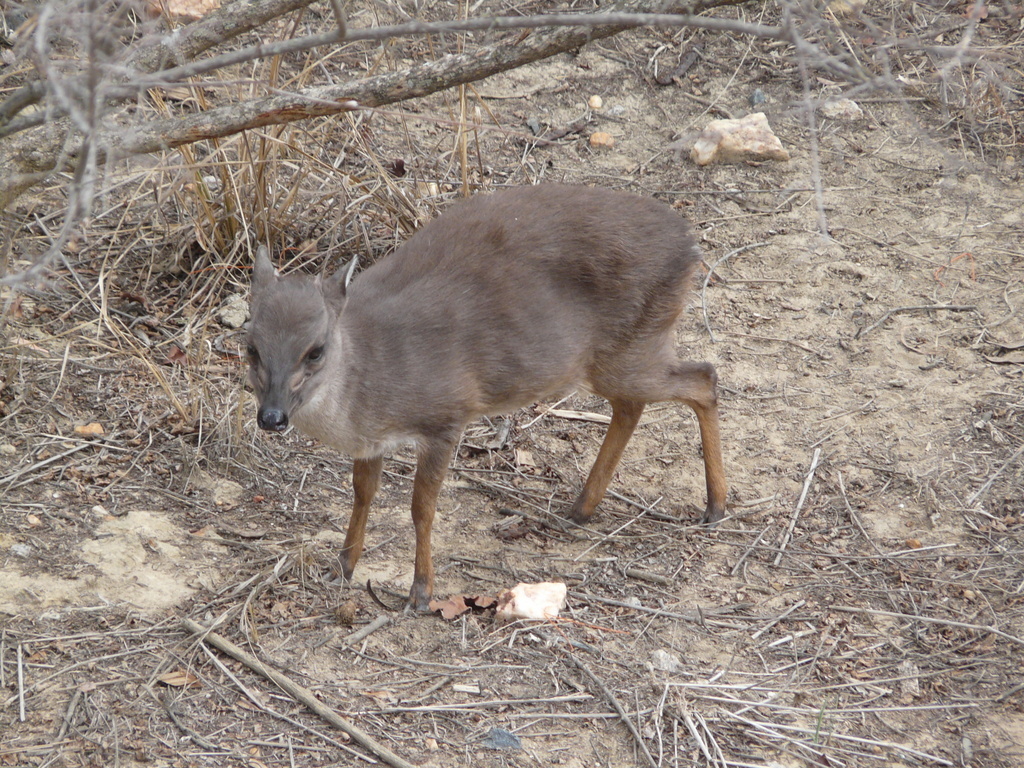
[247,184,727,611]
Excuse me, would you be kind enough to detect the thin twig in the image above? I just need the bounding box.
[831,606,1024,650]
[568,654,658,768]
[574,497,663,560]
[0,7,782,141]
[17,642,25,722]
[0,442,95,488]
[53,689,82,741]
[837,470,885,555]
[153,687,231,753]
[857,304,977,338]
[197,642,375,763]
[965,443,1024,507]
[362,693,592,714]
[750,600,805,641]
[570,592,751,628]
[340,615,390,646]
[722,710,955,765]
[182,619,418,768]
[700,242,770,342]
[730,525,770,578]
[773,448,821,566]
[326,0,347,37]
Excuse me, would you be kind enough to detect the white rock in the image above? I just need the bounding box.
[217,293,249,329]
[649,649,682,673]
[690,112,790,166]
[820,98,864,121]
[495,582,567,622]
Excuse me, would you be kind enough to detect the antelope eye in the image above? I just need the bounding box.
[306,346,325,363]
[246,344,259,361]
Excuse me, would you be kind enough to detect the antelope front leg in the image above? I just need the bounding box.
[408,437,457,612]
[340,456,383,580]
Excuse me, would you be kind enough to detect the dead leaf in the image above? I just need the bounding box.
[514,448,535,467]
[74,423,105,436]
[158,669,201,688]
[270,601,297,620]
[430,593,497,619]
[496,520,531,541]
[159,86,198,102]
[146,0,222,21]
[430,594,470,620]
[966,3,988,20]
[165,345,188,367]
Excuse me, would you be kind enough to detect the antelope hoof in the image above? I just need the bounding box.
[701,503,726,526]
[408,578,433,614]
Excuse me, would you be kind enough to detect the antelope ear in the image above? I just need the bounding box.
[253,245,278,289]
[321,256,358,306]
[341,256,359,290]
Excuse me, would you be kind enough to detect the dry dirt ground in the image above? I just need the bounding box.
[2,3,1024,767]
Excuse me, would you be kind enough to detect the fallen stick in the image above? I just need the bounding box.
[567,655,658,768]
[773,447,821,566]
[181,618,417,768]
[341,615,391,646]
[857,304,976,338]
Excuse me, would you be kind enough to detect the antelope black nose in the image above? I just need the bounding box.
[258,408,288,432]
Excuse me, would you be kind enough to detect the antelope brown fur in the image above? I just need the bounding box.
[247,184,727,611]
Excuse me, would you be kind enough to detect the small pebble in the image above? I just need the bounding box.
[480,727,522,751]
[588,94,603,110]
[820,98,864,121]
[589,131,615,148]
[649,648,683,672]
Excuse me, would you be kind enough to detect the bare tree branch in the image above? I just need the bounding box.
[0,0,758,210]
[0,4,779,141]
[0,0,318,128]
